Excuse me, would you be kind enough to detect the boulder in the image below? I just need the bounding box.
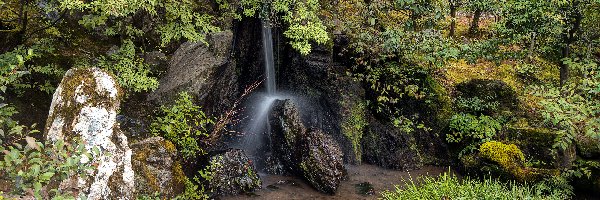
[576,134,600,159]
[130,137,185,198]
[204,149,262,196]
[269,99,345,194]
[148,31,238,116]
[455,79,518,116]
[45,68,134,199]
[299,129,345,194]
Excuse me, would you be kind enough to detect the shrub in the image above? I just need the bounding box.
[0,137,93,199]
[447,113,501,157]
[150,92,214,159]
[381,172,569,200]
[97,40,159,93]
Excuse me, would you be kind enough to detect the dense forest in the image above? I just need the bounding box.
[1,0,600,199]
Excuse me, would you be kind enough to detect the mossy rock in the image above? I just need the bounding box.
[455,79,518,116]
[299,129,345,194]
[204,149,261,196]
[44,68,134,200]
[507,127,557,168]
[576,134,600,159]
[130,137,184,198]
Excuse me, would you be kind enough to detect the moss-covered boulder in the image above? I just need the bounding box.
[454,79,518,116]
[130,137,184,198]
[576,134,600,159]
[44,68,134,200]
[269,99,346,194]
[204,149,261,196]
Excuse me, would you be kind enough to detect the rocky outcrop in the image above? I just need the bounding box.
[455,79,519,116]
[45,68,134,200]
[204,149,262,196]
[130,137,184,198]
[149,31,238,116]
[269,99,345,194]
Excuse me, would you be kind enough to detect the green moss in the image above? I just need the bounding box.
[340,100,367,163]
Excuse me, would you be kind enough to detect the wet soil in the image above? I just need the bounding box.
[222,164,451,200]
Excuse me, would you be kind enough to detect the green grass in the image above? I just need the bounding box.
[381,172,569,200]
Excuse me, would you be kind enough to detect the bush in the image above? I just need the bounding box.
[97,40,159,93]
[150,92,214,159]
[0,137,93,199]
[381,172,569,200]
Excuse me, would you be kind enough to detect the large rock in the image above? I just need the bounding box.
[45,68,135,199]
[149,31,238,116]
[130,137,185,198]
[204,149,262,196]
[269,99,345,194]
[455,79,519,116]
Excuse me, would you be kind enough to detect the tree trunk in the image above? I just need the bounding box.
[559,2,582,87]
[526,32,536,63]
[449,2,457,37]
[468,9,482,36]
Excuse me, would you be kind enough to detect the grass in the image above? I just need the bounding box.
[381,172,569,200]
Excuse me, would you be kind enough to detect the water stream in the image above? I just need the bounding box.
[231,19,283,170]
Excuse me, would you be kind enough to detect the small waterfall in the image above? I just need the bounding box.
[231,19,285,171]
[262,20,277,95]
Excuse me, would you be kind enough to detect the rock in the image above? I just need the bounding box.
[44,68,134,199]
[299,129,345,194]
[455,79,519,116]
[205,149,261,196]
[507,127,558,168]
[576,134,600,159]
[148,31,238,116]
[130,137,185,198]
[269,99,345,194]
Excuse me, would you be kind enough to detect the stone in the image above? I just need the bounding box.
[205,149,262,196]
[299,129,345,194]
[130,137,185,198]
[269,99,345,194]
[44,68,134,200]
[455,79,519,116]
[576,134,600,159]
[148,31,238,116]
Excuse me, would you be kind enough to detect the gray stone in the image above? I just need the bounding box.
[205,149,262,196]
[45,68,134,200]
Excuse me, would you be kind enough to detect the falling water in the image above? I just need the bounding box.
[231,19,282,170]
[262,20,277,95]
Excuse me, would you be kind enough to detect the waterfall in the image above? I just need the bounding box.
[230,19,285,171]
[262,20,277,95]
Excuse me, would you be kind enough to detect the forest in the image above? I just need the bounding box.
[0,0,600,199]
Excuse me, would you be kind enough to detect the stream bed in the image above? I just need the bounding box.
[223,164,450,200]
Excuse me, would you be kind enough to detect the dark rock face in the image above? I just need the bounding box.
[269,99,345,194]
[130,137,185,198]
[361,116,450,170]
[205,149,262,196]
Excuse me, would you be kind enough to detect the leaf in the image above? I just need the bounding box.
[40,172,55,181]
[25,136,40,151]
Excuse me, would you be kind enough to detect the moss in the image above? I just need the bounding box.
[163,140,177,154]
[576,134,600,159]
[478,141,551,182]
[340,99,367,163]
[507,126,557,168]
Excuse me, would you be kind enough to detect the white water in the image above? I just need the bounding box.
[231,19,282,170]
[262,20,277,95]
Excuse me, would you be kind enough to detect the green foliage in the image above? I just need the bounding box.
[455,96,499,114]
[241,0,329,55]
[531,59,600,150]
[447,113,501,144]
[0,138,93,199]
[381,172,569,200]
[172,158,220,200]
[150,92,214,159]
[97,40,159,93]
[58,0,220,46]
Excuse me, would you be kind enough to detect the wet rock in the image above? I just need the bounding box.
[269,99,345,194]
[299,129,345,194]
[130,137,184,198]
[205,149,262,196]
[148,31,238,116]
[45,68,134,200]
